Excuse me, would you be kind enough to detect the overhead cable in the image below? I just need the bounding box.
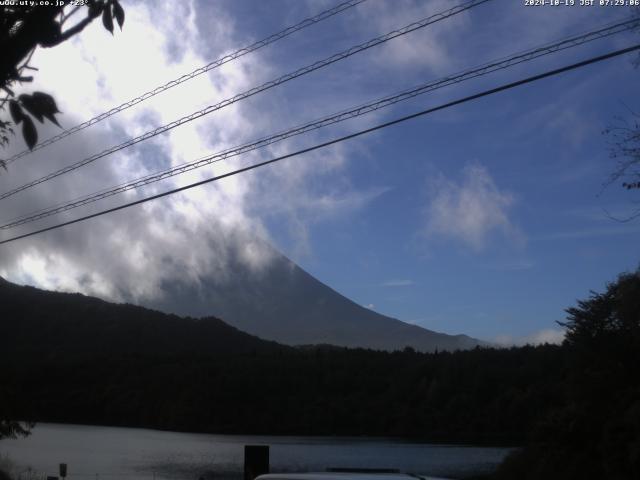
[0,0,492,200]
[2,16,638,230]
[1,43,638,246]
[2,0,368,164]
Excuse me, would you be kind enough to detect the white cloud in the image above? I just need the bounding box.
[0,1,381,303]
[494,328,565,347]
[423,162,524,251]
[381,279,414,287]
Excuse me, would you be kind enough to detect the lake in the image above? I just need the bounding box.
[0,424,513,480]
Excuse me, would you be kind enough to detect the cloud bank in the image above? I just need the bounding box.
[0,0,383,304]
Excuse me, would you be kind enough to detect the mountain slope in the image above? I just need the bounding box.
[143,247,483,352]
[0,275,562,442]
[0,276,284,357]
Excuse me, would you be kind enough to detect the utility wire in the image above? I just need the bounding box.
[2,0,368,164]
[0,0,491,201]
[2,17,638,230]
[1,43,638,246]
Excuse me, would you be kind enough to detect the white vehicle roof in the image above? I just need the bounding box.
[257,473,450,480]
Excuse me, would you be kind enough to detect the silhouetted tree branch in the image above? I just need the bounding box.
[601,7,640,221]
[0,0,125,168]
[605,111,640,190]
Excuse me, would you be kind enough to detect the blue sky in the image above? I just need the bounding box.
[1,0,639,343]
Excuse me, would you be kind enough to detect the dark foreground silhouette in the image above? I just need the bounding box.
[488,269,640,480]
[1,269,638,479]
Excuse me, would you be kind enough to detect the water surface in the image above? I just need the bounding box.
[0,424,512,480]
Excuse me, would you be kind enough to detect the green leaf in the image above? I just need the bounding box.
[113,0,125,29]
[9,100,24,124]
[102,6,114,34]
[21,116,37,150]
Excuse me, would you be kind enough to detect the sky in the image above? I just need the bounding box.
[0,0,639,344]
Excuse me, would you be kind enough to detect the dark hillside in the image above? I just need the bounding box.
[0,277,567,442]
[0,276,285,358]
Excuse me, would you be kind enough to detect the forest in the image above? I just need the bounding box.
[1,269,639,479]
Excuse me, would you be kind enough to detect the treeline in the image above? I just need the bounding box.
[1,270,639,479]
[2,343,565,443]
[0,277,565,444]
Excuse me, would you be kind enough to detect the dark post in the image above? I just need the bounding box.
[244,445,269,480]
[59,464,67,480]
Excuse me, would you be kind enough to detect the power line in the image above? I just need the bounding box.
[0,0,491,201]
[2,16,637,230]
[1,43,638,247]
[2,0,368,164]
